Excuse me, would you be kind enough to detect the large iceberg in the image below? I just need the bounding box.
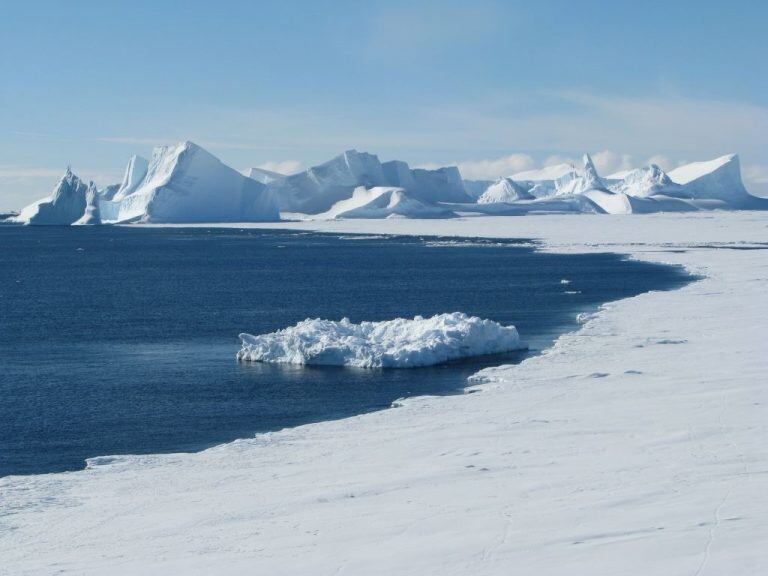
[100,141,280,223]
[237,312,524,368]
[12,168,88,225]
[321,186,457,219]
[667,154,767,208]
[266,150,471,213]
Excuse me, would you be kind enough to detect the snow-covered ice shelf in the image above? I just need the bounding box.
[237,312,524,368]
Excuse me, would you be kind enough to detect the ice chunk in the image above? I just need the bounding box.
[237,312,525,368]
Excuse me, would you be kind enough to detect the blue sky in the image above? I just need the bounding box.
[1,0,767,209]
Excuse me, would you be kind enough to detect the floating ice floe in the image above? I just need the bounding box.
[237,312,525,368]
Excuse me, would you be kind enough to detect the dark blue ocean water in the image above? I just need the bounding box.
[0,226,690,477]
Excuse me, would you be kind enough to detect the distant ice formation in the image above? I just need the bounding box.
[237,312,525,368]
[11,168,88,225]
[265,150,471,213]
[98,142,280,223]
[477,178,534,204]
[11,143,768,225]
[321,186,457,219]
[14,142,280,225]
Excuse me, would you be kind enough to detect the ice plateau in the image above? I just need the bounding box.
[237,312,524,368]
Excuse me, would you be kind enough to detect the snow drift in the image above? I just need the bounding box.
[321,186,457,219]
[237,312,524,368]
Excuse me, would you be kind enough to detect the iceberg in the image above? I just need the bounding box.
[12,168,88,225]
[477,177,534,204]
[266,150,471,213]
[101,141,280,223]
[668,154,767,208]
[608,164,682,198]
[237,312,524,368]
[73,182,102,225]
[320,186,457,219]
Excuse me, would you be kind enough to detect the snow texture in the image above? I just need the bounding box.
[320,186,457,220]
[3,213,767,576]
[237,312,523,368]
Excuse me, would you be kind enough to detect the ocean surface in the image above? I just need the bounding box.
[0,226,690,476]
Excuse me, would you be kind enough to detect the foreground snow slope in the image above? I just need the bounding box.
[2,213,767,575]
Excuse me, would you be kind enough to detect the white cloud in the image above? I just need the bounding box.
[256,160,303,175]
[645,155,675,171]
[591,150,635,175]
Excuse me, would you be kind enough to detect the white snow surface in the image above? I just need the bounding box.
[237,312,523,368]
[2,215,768,576]
[319,186,456,219]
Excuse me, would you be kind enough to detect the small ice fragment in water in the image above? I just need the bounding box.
[237,312,525,368]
